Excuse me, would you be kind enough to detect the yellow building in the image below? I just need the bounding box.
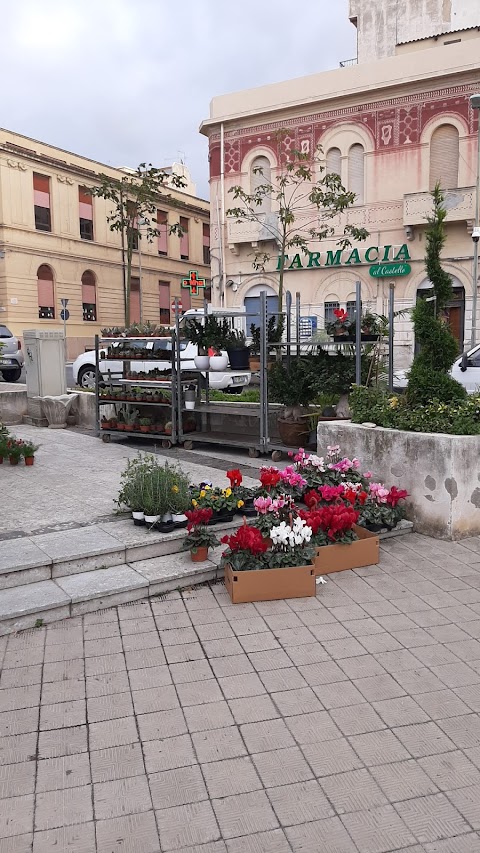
[0,129,210,357]
[201,0,480,368]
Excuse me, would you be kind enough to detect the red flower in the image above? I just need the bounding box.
[185,508,213,532]
[333,308,349,323]
[226,469,243,488]
[260,467,281,489]
[300,503,359,541]
[221,525,268,556]
[386,487,408,508]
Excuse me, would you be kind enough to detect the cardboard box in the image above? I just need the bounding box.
[314,524,379,575]
[225,562,316,604]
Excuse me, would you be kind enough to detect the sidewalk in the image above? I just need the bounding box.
[2,427,480,851]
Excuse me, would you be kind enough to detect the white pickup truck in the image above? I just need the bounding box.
[72,338,251,391]
[394,345,480,393]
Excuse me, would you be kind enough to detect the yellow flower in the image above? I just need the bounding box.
[200,490,206,498]
[192,499,198,507]
[225,488,232,497]
[237,500,244,508]
[205,485,211,490]
[172,485,179,493]
[389,396,399,409]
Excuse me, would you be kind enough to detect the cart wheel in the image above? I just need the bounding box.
[271,450,283,462]
[161,439,172,449]
[183,440,194,450]
[101,434,111,443]
[248,447,260,458]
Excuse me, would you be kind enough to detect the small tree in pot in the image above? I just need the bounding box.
[268,359,318,446]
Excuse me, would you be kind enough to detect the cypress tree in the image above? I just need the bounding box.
[406,185,466,404]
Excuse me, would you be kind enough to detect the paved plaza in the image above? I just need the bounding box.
[2,531,480,851]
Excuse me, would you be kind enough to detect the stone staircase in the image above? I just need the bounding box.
[0,517,239,635]
[0,516,414,636]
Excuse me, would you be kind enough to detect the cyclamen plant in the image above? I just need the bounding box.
[183,509,220,551]
[266,517,316,568]
[300,503,360,546]
[253,494,297,536]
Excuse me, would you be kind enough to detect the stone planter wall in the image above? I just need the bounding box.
[317,421,480,540]
[0,388,27,424]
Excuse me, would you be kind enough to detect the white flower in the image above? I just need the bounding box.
[316,576,327,585]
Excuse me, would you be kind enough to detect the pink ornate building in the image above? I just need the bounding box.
[201,0,480,367]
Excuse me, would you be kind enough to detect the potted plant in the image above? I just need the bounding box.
[191,485,240,522]
[225,329,250,370]
[116,409,126,431]
[139,417,151,434]
[326,308,354,340]
[220,518,316,604]
[166,463,191,525]
[142,467,167,526]
[109,415,118,430]
[248,317,285,370]
[268,359,318,447]
[124,409,139,432]
[21,440,39,466]
[300,501,379,575]
[6,439,24,465]
[184,508,220,561]
[358,483,409,532]
[184,385,196,411]
[0,429,10,464]
[360,312,388,341]
[184,318,211,369]
[100,415,111,430]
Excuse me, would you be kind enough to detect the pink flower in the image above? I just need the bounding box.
[279,466,307,489]
[363,471,372,479]
[369,482,389,503]
[254,496,273,514]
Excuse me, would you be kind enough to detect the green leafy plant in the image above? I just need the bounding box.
[183,316,230,353]
[249,316,285,356]
[20,441,39,458]
[349,385,480,435]
[165,462,191,514]
[407,186,466,405]
[268,359,319,421]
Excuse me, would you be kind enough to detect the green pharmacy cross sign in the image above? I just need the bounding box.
[182,270,206,296]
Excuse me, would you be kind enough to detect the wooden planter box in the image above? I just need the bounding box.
[224,562,316,604]
[314,525,379,575]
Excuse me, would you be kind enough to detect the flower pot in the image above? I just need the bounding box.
[249,356,261,372]
[9,457,19,465]
[140,426,149,433]
[24,456,35,466]
[209,354,229,371]
[314,525,379,575]
[144,514,160,525]
[227,347,250,370]
[224,562,316,604]
[191,546,209,562]
[162,512,173,523]
[132,511,145,526]
[277,418,309,448]
[194,355,210,370]
[101,422,110,430]
[185,401,196,411]
[207,510,235,525]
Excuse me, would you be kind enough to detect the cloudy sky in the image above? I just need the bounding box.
[1,0,356,198]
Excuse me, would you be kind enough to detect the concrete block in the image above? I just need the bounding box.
[0,388,27,424]
[71,588,148,616]
[56,564,148,604]
[0,580,70,620]
[0,565,51,590]
[149,568,223,598]
[317,421,480,540]
[0,605,71,636]
[0,538,52,576]
[132,552,217,584]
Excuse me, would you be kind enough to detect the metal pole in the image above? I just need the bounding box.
[471,117,480,348]
[355,280,362,385]
[120,189,127,326]
[138,234,143,323]
[260,290,269,451]
[388,281,395,392]
[286,291,292,369]
[295,292,301,358]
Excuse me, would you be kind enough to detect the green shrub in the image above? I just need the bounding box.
[350,385,480,435]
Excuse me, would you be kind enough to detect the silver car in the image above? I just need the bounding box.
[0,325,24,382]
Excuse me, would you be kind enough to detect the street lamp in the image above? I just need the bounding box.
[470,93,480,348]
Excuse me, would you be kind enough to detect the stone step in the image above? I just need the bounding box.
[0,552,223,635]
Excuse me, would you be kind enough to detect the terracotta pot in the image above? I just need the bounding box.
[277,418,309,448]
[101,422,110,430]
[140,426,149,433]
[24,456,35,466]
[191,546,209,562]
[9,457,19,465]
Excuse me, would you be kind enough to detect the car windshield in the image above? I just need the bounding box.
[0,326,13,339]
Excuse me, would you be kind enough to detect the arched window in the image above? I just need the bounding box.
[37,265,55,319]
[81,270,97,322]
[324,299,340,329]
[250,156,271,215]
[326,147,342,177]
[429,124,459,190]
[348,144,365,204]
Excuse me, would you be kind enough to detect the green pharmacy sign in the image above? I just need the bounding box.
[276,244,411,271]
[369,262,411,278]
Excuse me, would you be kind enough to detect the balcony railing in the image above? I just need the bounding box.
[404,187,475,226]
[227,213,280,247]
[339,57,358,67]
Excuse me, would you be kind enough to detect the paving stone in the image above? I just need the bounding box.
[321,767,388,814]
[40,698,86,731]
[447,784,480,830]
[238,632,281,653]
[301,737,364,777]
[393,721,457,758]
[285,711,341,745]
[396,793,471,844]
[213,789,278,839]
[372,696,430,727]
[34,784,93,830]
[131,685,178,715]
[95,811,161,853]
[0,538,51,575]
[90,742,145,783]
[266,779,333,825]
[149,764,208,809]
[225,829,291,853]
[0,761,35,798]
[371,758,439,801]
[259,667,308,693]
[184,701,235,733]
[42,677,86,705]
[155,800,220,850]
[414,689,472,720]
[210,654,255,678]
[330,702,386,736]
[286,816,358,853]
[227,695,279,725]
[36,753,91,792]
[56,564,147,603]
[252,746,314,788]
[192,727,246,764]
[94,775,152,819]
[31,821,95,853]
[437,714,480,749]
[37,726,87,759]
[137,708,187,742]
[128,665,171,692]
[143,735,197,774]
[89,717,139,751]
[217,672,266,699]
[175,680,223,707]
[85,671,131,699]
[340,804,416,853]
[202,756,262,798]
[349,729,410,766]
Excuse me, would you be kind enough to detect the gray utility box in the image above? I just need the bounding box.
[24,329,66,398]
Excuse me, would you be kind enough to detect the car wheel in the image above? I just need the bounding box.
[77,365,99,389]
[1,368,22,382]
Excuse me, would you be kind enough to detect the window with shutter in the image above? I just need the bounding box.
[159,280,170,324]
[130,278,141,324]
[250,156,271,214]
[33,173,51,232]
[79,188,94,241]
[180,217,189,260]
[326,147,342,177]
[348,145,365,205]
[81,270,97,321]
[157,210,168,255]
[429,125,459,190]
[37,265,55,318]
[202,223,210,265]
